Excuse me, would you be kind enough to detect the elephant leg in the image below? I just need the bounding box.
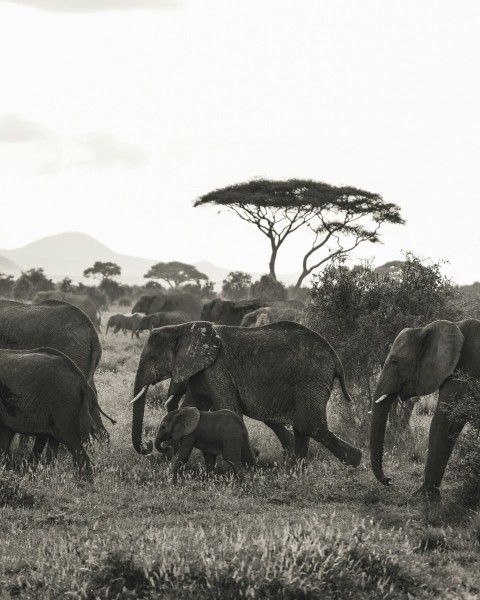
[310,429,362,467]
[30,434,49,463]
[263,421,295,453]
[415,406,466,500]
[203,451,217,474]
[0,423,16,461]
[64,440,94,482]
[241,439,256,467]
[293,428,310,459]
[43,436,60,465]
[222,439,244,476]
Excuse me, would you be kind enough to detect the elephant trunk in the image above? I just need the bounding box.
[370,393,396,486]
[131,362,153,455]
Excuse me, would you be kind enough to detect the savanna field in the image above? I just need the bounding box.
[0,310,479,600]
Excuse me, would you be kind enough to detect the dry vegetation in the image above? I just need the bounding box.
[0,312,479,599]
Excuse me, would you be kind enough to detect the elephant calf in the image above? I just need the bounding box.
[154,407,256,481]
[0,347,115,480]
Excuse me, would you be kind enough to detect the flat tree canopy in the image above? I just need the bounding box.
[144,261,208,288]
[195,178,404,287]
[83,261,121,281]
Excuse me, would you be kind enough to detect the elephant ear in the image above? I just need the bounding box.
[211,298,222,321]
[172,407,200,440]
[171,321,221,383]
[416,320,464,396]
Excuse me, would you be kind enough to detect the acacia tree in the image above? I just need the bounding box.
[195,179,404,288]
[144,261,208,288]
[83,261,121,281]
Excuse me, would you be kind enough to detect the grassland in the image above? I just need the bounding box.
[0,311,479,599]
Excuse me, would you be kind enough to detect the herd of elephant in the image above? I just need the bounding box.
[0,290,479,500]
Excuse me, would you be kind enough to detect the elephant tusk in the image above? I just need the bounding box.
[130,386,147,404]
[375,394,389,404]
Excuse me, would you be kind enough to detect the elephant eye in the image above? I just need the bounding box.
[391,358,398,366]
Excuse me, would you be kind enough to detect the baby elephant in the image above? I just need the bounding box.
[154,407,255,481]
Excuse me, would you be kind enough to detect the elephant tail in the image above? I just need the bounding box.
[334,358,354,403]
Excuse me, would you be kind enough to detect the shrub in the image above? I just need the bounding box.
[118,296,132,307]
[250,274,287,302]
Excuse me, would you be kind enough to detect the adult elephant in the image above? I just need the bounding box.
[132,293,202,321]
[240,307,302,327]
[370,319,480,499]
[33,291,101,332]
[131,321,362,466]
[0,299,109,447]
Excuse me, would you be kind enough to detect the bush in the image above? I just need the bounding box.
[250,274,287,302]
[302,254,458,435]
[118,296,132,307]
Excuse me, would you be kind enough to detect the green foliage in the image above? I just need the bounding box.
[58,276,73,293]
[251,274,287,301]
[83,261,121,281]
[303,254,458,411]
[0,272,14,298]
[222,270,252,300]
[13,268,54,300]
[144,261,208,288]
[195,178,404,287]
[118,295,132,307]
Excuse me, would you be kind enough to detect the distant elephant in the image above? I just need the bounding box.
[106,314,123,335]
[0,299,109,449]
[131,321,361,467]
[0,347,115,479]
[132,293,202,321]
[240,307,302,327]
[154,407,255,481]
[134,311,189,336]
[33,291,101,332]
[370,319,480,499]
[201,299,267,326]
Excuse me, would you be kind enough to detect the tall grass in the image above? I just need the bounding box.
[0,313,479,598]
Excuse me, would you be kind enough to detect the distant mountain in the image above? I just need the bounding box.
[0,254,22,275]
[0,232,301,286]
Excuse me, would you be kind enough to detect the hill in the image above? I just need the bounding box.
[0,254,22,275]
[0,232,301,286]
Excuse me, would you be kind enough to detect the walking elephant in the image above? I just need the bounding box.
[33,291,101,332]
[131,321,362,466]
[132,293,202,321]
[134,311,189,336]
[0,348,114,479]
[240,307,302,327]
[0,299,110,452]
[105,313,142,338]
[370,319,480,499]
[201,298,304,326]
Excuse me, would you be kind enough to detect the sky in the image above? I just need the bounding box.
[1,0,479,284]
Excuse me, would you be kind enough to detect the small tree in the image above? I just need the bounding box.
[13,268,54,300]
[222,271,252,300]
[83,261,121,281]
[59,276,74,293]
[250,274,287,302]
[0,273,15,298]
[144,262,208,288]
[195,178,404,287]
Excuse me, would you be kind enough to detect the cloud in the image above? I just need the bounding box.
[0,113,148,172]
[75,131,148,169]
[1,0,182,12]
[0,114,51,142]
